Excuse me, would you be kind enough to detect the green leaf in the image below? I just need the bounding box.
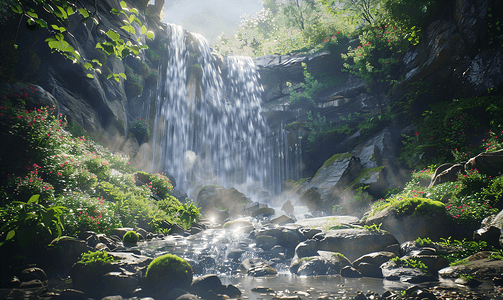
[67,6,75,16]
[141,25,147,35]
[84,62,93,70]
[119,73,127,80]
[86,73,94,79]
[14,44,18,49]
[121,48,130,58]
[121,24,135,34]
[6,230,15,241]
[51,25,66,33]
[57,6,68,19]
[107,74,114,80]
[130,8,139,15]
[111,8,120,15]
[146,31,155,39]
[27,11,38,19]
[28,194,40,204]
[79,8,90,18]
[120,1,127,9]
[106,30,120,41]
[42,209,55,230]
[36,19,48,28]
[92,59,102,66]
[130,45,139,56]
[12,4,23,14]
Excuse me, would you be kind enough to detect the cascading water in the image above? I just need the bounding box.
[151,24,302,198]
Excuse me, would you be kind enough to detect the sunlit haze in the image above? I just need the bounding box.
[161,0,263,43]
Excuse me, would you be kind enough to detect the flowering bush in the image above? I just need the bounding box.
[0,90,198,242]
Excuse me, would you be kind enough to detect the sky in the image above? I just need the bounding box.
[160,0,264,43]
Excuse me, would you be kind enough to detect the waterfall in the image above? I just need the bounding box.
[150,24,302,198]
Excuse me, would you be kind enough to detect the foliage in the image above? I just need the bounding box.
[399,93,503,169]
[445,170,500,226]
[489,249,503,261]
[459,274,474,281]
[124,65,144,98]
[0,194,65,250]
[52,193,121,236]
[363,222,382,232]
[145,254,193,290]
[435,237,494,264]
[78,250,118,266]
[390,257,429,273]
[213,0,345,56]
[129,118,150,143]
[176,202,202,229]
[123,230,139,246]
[3,0,154,80]
[0,93,194,244]
[320,0,380,26]
[288,63,323,107]
[415,236,433,246]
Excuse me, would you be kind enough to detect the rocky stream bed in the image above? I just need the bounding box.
[2,213,503,300]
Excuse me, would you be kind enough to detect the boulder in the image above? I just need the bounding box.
[465,150,503,177]
[352,251,397,278]
[313,228,399,261]
[256,235,277,251]
[238,258,278,277]
[190,275,241,298]
[268,215,296,226]
[380,260,437,283]
[222,219,254,233]
[291,252,351,276]
[297,153,362,211]
[438,251,503,280]
[294,239,319,258]
[340,266,362,278]
[196,186,249,220]
[71,251,152,298]
[364,200,449,243]
[428,163,464,187]
[50,236,88,270]
[281,200,295,215]
[295,216,360,230]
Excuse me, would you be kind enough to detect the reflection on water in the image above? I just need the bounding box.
[222,275,387,300]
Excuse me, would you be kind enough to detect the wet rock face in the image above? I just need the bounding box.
[313,229,399,261]
[391,0,503,102]
[364,206,451,244]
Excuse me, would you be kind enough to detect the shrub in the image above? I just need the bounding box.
[78,250,118,266]
[122,230,139,246]
[129,118,149,143]
[145,254,193,292]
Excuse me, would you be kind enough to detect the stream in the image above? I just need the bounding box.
[136,211,502,299]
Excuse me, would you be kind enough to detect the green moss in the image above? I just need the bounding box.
[122,230,139,246]
[373,197,445,217]
[314,153,353,179]
[332,252,347,259]
[145,254,193,291]
[293,178,311,188]
[345,166,385,192]
[78,250,118,266]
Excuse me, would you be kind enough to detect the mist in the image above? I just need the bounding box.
[161,0,263,42]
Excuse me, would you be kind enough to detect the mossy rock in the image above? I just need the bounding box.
[144,254,193,292]
[123,231,139,246]
[389,197,445,216]
[135,171,150,185]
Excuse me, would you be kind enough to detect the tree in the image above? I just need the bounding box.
[2,0,154,81]
[320,0,380,27]
[281,0,317,31]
